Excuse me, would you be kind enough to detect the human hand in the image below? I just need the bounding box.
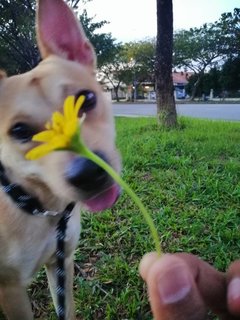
[139,253,240,320]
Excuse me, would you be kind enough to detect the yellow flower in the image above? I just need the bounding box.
[25,95,85,160]
[25,94,162,255]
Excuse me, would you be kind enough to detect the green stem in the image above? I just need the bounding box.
[79,145,162,256]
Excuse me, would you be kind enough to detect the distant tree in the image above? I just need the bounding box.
[155,0,177,127]
[0,0,118,74]
[66,0,82,9]
[205,68,222,97]
[221,57,240,93]
[173,8,240,100]
[79,10,119,67]
[98,46,132,101]
[173,23,224,100]
[98,41,156,101]
[122,40,156,84]
[216,8,240,57]
[0,0,38,74]
[186,68,222,98]
[186,57,240,99]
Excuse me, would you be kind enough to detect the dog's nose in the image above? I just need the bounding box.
[65,151,109,191]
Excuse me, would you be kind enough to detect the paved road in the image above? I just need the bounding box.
[113,103,240,121]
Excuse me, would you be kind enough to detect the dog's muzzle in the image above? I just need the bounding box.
[65,151,121,212]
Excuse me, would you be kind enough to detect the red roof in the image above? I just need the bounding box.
[172,72,193,85]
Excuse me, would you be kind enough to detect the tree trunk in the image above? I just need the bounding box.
[155,0,177,128]
[190,73,203,101]
[114,86,120,102]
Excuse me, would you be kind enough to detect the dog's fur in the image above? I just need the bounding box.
[0,0,120,319]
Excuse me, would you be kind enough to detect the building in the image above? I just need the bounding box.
[172,71,193,99]
[99,71,193,101]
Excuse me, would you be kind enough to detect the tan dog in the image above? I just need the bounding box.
[0,0,121,319]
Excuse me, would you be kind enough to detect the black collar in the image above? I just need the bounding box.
[0,161,75,217]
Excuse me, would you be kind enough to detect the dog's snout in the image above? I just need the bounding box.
[65,151,109,191]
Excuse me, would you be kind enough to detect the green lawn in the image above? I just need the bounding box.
[29,117,240,319]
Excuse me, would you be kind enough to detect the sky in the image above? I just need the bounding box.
[83,0,240,42]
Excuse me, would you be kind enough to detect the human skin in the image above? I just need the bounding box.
[139,252,240,320]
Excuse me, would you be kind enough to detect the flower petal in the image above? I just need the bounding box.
[25,143,57,160]
[64,95,75,121]
[75,95,85,117]
[32,130,55,142]
[63,119,78,138]
[50,135,69,149]
[52,111,65,133]
[26,135,69,160]
[25,95,84,161]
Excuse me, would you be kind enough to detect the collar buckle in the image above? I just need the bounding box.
[33,209,62,217]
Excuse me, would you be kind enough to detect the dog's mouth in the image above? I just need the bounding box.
[82,183,120,212]
[65,152,121,212]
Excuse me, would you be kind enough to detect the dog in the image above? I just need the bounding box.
[0,0,121,319]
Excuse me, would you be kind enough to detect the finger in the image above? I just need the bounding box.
[175,253,228,317]
[139,252,159,281]
[140,254,207,320]
[226,260,240,316]
[162,253,239,319]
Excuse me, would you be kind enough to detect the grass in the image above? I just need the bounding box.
[5,116,240,319]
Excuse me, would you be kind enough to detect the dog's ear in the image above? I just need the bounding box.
[37,0,96,67]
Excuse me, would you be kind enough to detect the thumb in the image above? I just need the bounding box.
[139,253,207,320]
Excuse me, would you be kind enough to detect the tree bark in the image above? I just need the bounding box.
[155,0,177,127]
[190,72,204,100]
[114,86,120,102]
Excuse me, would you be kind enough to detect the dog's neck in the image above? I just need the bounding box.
[0,161,71,215]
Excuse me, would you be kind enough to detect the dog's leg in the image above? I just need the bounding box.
[0,285,33,320]
[46,257,75,320]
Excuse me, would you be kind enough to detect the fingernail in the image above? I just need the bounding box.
[158,265,192,304]
[228,278,240,301]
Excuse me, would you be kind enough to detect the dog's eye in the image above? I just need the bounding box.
[75,90,97,113]
[9,123,36,143]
